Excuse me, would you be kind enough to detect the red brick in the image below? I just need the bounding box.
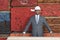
[10,33,60,37]
[10,33,31,36]
[38,3,60,17]
[44,33,53,37]
[43,24,60,33]
[0,38,6,40]
[38,0,60,3]
[46,18,60,24]
[11,0,37,7]
[11,7,35,32]
[54,33,60,37]
[0,0,10,10]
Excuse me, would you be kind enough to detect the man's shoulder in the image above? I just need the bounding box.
[40,16,45,18]
[29,15,34,20]
[31,15,35,18]
[40,16,46,20]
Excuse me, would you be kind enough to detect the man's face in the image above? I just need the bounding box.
[35,10,41,15]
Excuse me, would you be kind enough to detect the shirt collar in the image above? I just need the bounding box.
[35,14,40,16]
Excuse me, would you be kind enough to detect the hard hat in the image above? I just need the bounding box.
[31,6,41,12]
[35,6,41,10]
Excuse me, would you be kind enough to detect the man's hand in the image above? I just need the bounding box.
[23,32,26,34]
[23,32,26,36]
[50,31,53,34]
[50,31,53,37]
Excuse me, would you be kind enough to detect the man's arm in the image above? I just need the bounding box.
[43,17,52,33]
[23,18,32,34]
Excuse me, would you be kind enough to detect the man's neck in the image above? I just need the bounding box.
[36,14,40,15]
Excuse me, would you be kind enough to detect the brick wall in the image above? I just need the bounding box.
[11,3,60,33]
[0,0,60,37]
[44,17,60,33]
[0,0,10,34]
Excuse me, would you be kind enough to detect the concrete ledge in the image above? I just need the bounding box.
[7,37,60,40]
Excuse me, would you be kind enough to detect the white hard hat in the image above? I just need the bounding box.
[31,6,41,12]
[35,6,41,10]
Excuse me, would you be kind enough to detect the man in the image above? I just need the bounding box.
[23,6,53,37]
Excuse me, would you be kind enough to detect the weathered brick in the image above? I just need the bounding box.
[0,38,7,40]
[46,18,60,24]
[0,0,10,10]
[38,3,60,17]
[38,0,60,3]
[11,7,35,32]
[43,24,60,33]
[10,33,60,37]
[11,0,37,7]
